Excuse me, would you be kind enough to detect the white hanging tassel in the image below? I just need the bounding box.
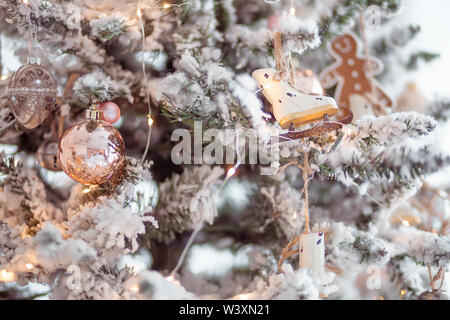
[299,232,325,274]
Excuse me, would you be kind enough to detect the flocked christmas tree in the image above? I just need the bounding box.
[0,0,449,300]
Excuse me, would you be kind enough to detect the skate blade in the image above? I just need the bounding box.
[279,104,339,129]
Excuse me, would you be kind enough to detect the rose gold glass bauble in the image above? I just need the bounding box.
[58,119,126,185]
[36,139,61,171]
[7,63,58,129]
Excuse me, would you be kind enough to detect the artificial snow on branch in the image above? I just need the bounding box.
[73,68,134,104]
[149,165,224,243]
[90,14,129,42]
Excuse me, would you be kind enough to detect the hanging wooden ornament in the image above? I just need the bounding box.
[319,33,393,120]
[7,58,58,129]
[58,105,126,185]
[253,32,352,141]
[278,152,326,275]
[253,67,339,128]
[253,32,338,129]
[299,232,325,274]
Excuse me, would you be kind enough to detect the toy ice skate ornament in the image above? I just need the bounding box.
[253,32,352,141]
[252,68,339,128]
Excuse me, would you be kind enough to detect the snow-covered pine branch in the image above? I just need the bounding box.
[73,68,134,104]
[149,165,224,243]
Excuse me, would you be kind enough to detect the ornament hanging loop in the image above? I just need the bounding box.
[26,56,41,65]
[273,32,295,87]
[85,108,102,121]
[85,102,103,121]
[24,0,39,62]
[428,264,445,291]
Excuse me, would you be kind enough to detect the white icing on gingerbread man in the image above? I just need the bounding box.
[320,33,393,113]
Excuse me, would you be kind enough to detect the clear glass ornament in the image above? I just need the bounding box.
[7,62,58,129]
[58,116,126,185]
[130,178,159,214]
[36,139,61,171]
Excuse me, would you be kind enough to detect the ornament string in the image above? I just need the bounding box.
[297,150,313,233]
[273,31,295,87]
[276,149,315,273]
[427,264,445,291]
[24,1,38,59]
[137,3,153,164]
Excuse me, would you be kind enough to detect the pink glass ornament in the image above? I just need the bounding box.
[99,101,121,124]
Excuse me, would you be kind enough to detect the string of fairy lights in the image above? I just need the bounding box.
[0,1,427,301]
[0,0,336,292]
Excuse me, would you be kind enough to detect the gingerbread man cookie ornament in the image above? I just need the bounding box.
[320,33,393,120]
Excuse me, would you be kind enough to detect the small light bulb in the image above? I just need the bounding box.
[148,116,154,127]
[166,275,175,282]
[26,263,34,270]
[289,7,296,15]
[21,229,30,239]
[0,269,15,282]
[400,290,406,296]
[235,293,252,300]
[166,275,181,285]
[130,285,139,293]
[227,167,236,177]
